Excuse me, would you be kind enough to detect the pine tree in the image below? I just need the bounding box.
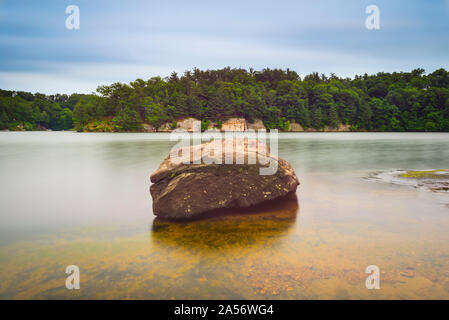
[328,105,339,129]
[73,99,89,131]
[312,108,323,129]
[121,106,142,131]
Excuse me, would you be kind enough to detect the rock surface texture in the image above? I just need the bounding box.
[150,139,300,219]
[176,118,201,132]
[289,120,304,132]
[221,118,247,131]
[247,119,266,131]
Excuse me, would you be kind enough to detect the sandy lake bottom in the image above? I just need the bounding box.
[1,132,448,299]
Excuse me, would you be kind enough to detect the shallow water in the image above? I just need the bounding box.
[0,132,448,299]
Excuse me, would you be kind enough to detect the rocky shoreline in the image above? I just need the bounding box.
[143,117,351,133]
[1,116,357,133]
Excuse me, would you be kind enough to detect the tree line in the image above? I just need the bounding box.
[1,67,449,132]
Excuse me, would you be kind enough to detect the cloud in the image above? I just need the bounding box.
[0,63,174,94]
[0,0,448,93]
[0,38,420,94]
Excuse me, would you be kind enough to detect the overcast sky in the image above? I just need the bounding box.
[1,0,448,94]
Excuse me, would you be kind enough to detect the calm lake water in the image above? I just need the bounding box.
[0,132,449,299]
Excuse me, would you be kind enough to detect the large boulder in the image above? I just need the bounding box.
[150,139,299,219]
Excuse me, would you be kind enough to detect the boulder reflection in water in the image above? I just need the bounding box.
[151,193,299,251]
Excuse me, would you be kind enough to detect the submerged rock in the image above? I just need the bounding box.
[367,169,449,193]
[399,169,449,179]
[150,139,299,219]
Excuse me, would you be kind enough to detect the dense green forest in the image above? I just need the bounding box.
[1,67,449,132]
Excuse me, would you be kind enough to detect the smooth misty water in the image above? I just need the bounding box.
[0,132,449,299]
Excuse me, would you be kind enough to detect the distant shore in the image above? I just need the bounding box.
[5,117,354,133]
[3,68,449,134]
